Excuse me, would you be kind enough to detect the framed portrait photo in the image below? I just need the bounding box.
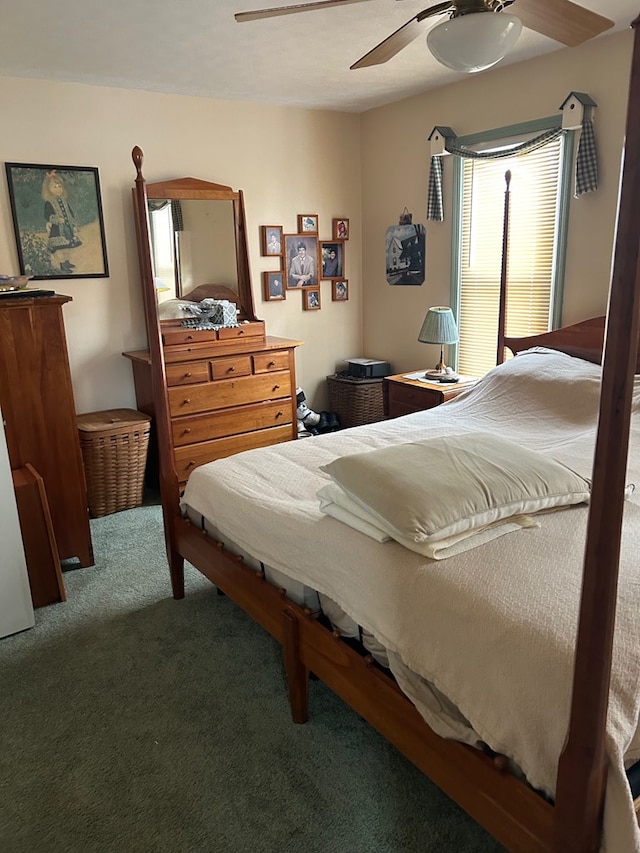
[262,270,286,301]
[5,162,109,280]
[284,233,320,289]
[320,240,344,280]
[302,288,321,311]
[261,225,283,257]
[332,279,349,301]
[297,214,318,235]
[332,218,349,241]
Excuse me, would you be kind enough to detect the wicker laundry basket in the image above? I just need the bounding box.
[326,374,386,429]
[77,409,151,518]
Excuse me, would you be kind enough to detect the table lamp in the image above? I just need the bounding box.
[418,306,459,379]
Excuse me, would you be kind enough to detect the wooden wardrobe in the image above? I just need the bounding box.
[0,293,93,567]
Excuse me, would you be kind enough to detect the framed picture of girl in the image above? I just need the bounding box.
[332,218,349,241]
[5,162,109,279]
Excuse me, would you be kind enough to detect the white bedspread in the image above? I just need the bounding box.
[183,349,640,852]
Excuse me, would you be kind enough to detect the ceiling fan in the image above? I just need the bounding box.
[235,0,614,74]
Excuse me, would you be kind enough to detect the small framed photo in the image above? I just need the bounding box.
[332,218,349,241]
[303,288,321,311]
[297,214,318,235]
[284,233,320,289]
[262,271,285,301]
[261,225,283,257]
[320,240,344,279]
[5,162,109,279]
[332,279,349,301]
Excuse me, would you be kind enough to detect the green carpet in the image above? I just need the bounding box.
[0,505,504,853]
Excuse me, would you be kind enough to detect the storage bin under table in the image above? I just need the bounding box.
[76,408,151,518]
[326,374,386,429]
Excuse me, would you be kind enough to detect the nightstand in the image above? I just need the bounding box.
[383,372,478,418]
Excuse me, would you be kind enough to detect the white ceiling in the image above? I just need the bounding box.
[0,1,637,113]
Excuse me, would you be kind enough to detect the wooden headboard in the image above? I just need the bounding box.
[504,316,640,374]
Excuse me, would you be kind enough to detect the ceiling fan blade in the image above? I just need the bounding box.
[235,0,372,23]
[511,0,614,47]
[350,1,453,69]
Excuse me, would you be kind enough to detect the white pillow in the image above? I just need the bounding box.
[320,433,589,558]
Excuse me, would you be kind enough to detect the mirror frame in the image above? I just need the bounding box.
[136,160,258,323]
[131,146,260,587]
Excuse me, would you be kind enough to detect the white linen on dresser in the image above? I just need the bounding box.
[183,349,640,853]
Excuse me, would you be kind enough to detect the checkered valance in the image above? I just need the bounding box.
[427,94,598,222]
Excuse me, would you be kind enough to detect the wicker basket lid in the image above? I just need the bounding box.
[76,408,151,433]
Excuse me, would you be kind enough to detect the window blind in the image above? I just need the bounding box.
[458,137,562,376]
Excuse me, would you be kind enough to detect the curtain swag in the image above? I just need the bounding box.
[427,113,598,222]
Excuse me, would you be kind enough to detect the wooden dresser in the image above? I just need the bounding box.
[125,322,300,487]
[0,294,93,567]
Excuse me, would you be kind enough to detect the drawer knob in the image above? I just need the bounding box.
[187,460,196,468]
[183,428,191,435]
[184,372,192,378]
[186,334,193,340]
[238,329,245,335]
[183,398,191,405]
[227,366,235,373]
[272,384,280,391]
[275,410,283,418]
[267,360,275,367]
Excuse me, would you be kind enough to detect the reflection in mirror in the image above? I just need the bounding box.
[148,199,239,303]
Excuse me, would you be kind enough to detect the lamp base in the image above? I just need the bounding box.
[424,363,458,382]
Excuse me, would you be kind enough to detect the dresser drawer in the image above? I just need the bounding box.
[175,423,293,483]
[169,371,291,416]
[162,328,218,347]
[164,340,223,363]
[210,355,252,380]
[172,400,292,446]
[252,350,290,373]
[166,361,210,386]
[218,321,265,342]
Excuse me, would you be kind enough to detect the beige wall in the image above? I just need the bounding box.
[0,31,634,420]
[360,30,634,376]
[0,78,363,413]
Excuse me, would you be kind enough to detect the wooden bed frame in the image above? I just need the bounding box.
[131,16,640,852]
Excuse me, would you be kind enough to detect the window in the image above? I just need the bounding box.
[451,121,573,376]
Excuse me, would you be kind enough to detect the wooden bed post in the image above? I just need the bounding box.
[496,170,511,365]
[131,147,185,599]
[554,16,640,851]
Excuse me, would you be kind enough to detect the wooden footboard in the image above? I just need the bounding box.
[176,514,554,853]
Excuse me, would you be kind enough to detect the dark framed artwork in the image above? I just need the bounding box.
[332,218,349,241]
[284,233,320,289]
[262,270,286,301]
[385,223,426,285]
[297,214,318,235]
[5,162,109,279]
[261,225,283,257]
[320,240,344,279]
[332,279,349,301]
[303,287,321,310]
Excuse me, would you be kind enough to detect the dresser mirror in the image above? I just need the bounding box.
[148,198,239,302]
[132,146,259,326]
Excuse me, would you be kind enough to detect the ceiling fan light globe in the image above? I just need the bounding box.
[427,12,522,74]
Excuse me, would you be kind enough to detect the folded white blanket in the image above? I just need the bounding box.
[317,479,538,558]
[319,432,589,559]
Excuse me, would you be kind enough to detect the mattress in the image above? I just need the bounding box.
[182,348,640,852]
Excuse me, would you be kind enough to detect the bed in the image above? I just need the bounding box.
[130,16,640,851]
